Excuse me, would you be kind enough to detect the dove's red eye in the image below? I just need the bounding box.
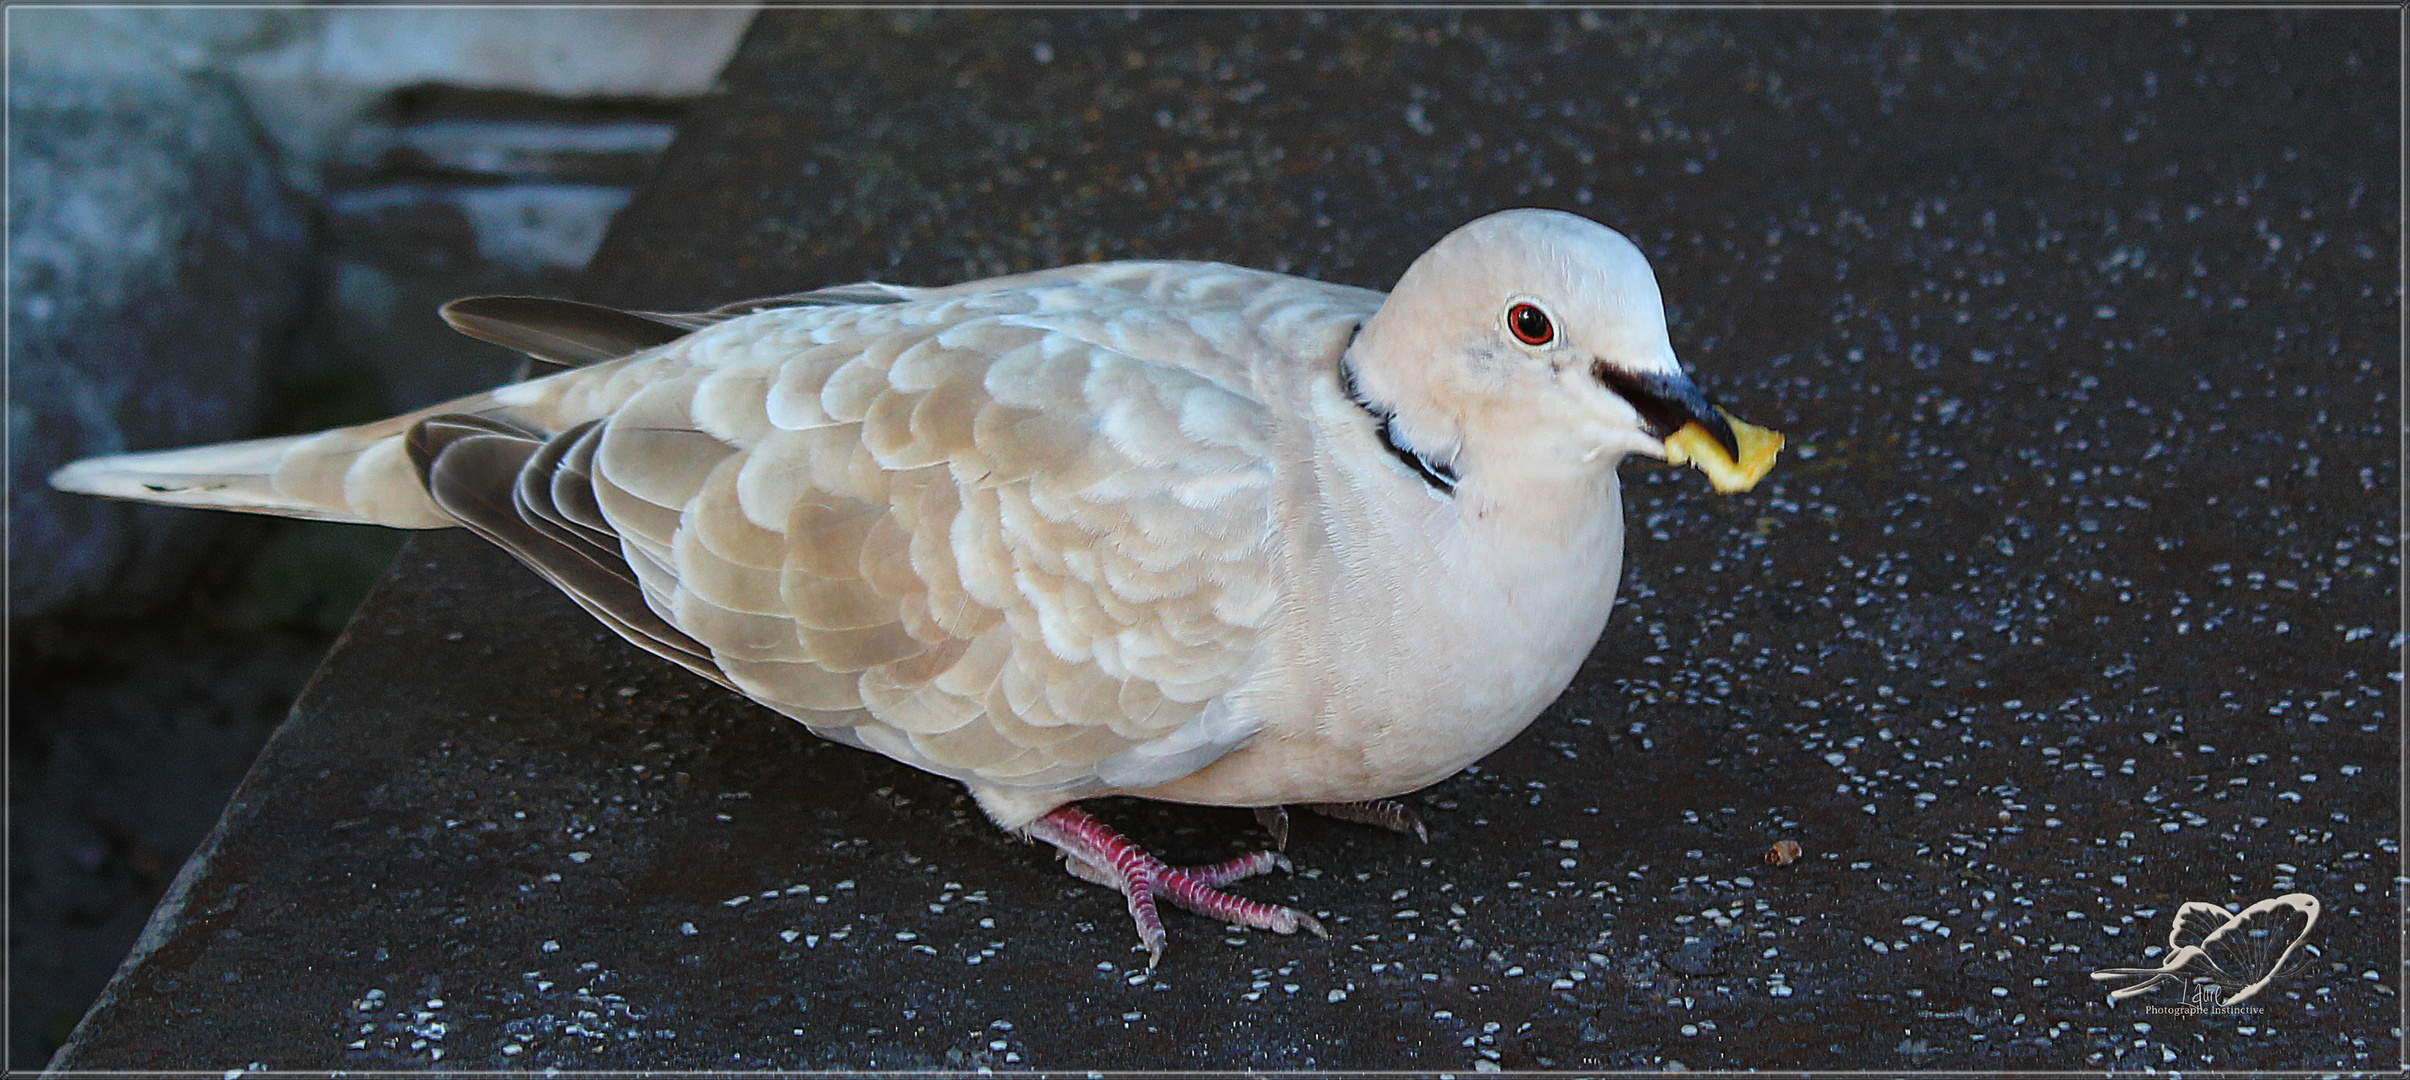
[1507,302,1554,346]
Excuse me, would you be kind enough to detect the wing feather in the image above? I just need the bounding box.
[405,268,1321,798]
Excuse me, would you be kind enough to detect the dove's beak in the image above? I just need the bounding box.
[1599,363,1786,494]
[1594,366,1739,460]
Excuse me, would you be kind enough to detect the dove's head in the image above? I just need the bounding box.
[1347,208,1736,490]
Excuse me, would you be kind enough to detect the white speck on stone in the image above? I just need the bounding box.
[780,929,800,943]
[568,851,592,863]
[678,922,698,935]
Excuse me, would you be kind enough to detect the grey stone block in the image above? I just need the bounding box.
[7,32,311,618]
[367,117,677,185]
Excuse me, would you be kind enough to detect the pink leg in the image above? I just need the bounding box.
[1180,849,1289,888]
[1028,805,1327,965]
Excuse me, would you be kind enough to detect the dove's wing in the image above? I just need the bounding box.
[441,297,699,373]
[440,284,923,376]
[414,264,1376,811]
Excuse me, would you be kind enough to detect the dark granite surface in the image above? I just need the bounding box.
[53,9,2398,1074]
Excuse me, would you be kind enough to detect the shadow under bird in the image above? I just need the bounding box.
[52,208,1781,963]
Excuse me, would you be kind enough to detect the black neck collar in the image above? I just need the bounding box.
[1338,332,1458,495]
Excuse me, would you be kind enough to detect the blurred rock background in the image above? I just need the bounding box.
[7,8,750,1068]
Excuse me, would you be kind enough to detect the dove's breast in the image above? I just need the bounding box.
[1129,371,1628,810]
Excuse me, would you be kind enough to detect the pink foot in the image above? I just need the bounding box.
[1028,805,1328,965]
[1305,798,1429,842]
[1254,799,1428,849]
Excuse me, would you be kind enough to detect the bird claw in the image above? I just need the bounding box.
[1255,799,1428,846]
[1253,805,1292,849]
[1301,798,1428,842]
[1032,805,1322,962]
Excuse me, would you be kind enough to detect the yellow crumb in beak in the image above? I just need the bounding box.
[1660,411,1784,494]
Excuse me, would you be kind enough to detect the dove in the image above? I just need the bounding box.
[50,208,1779,963]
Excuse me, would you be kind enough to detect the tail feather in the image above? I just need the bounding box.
[50,299,674,528]
[50,422,454,529]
